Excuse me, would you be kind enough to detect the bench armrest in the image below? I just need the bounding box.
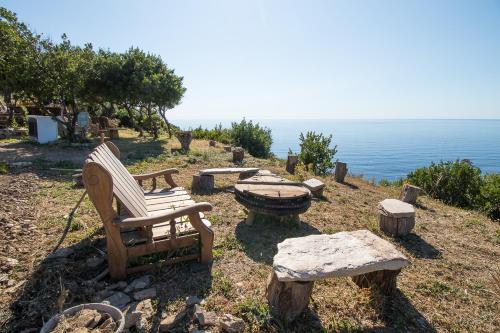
[132,168,179,181]
[119,202,213,228]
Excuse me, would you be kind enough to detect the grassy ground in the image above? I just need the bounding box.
[0,130,499,332]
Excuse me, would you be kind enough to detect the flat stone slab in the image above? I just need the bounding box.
[379,199,415,218]
[199,167,259,175]
[273,229,409,282]
[303,178,325,191]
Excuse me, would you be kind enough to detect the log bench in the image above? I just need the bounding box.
[266,230,409,323]
[378,199,416,236]
[191,167,259,192]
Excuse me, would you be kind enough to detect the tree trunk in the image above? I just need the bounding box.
[399,184,421,205]
[266,271,314,323]
[286,155,299,174]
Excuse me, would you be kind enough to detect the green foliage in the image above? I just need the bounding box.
[298,131,337,176]
[478,173,500,220]
[0,162,8,174]
[231,119,273,158]
[191,123,232,144]
[407,160,482,208]
[234,298,272,329]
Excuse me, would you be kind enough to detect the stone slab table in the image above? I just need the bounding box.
[266,230,409,323]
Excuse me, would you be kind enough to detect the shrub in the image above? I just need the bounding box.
[0,162,8,175]
[191,123,232,144]
[298,131,337,176]
[231,119,272,158]
[407,160,482,208]
[479,173,500,220]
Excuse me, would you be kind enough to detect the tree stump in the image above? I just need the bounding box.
[351,269,401,295]
[399,184,421,205]
[286,155,299,174]
[233,147,244,163]
[209,140,216,147]
[191,174,214,193]
[266,271,314,323]
[176,131,193,151]
[334,162,347,183]
[224,146,232,152]
[109,128,120,140]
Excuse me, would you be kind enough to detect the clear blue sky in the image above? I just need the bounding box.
[3,0,500,120]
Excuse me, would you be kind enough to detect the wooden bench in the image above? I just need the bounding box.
[82,142,214,280]
[191,167,260,192]
[266,230,408,322]
[378,199,416,236]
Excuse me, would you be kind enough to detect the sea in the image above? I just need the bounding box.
[172,119,500,181]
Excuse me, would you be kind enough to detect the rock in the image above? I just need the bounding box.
[1,257,18,271]
[93,289,114,302]
[159,314,177,332]
[123,299,154,329]
[124,275,152,292]
[86,256,105,269]
[220,314,245,333]
[103,291,131,309]
[194,305,218,326]
[186,295,202,306]
[378,199,415,218]
[133,287,156,301]
[273,230,409,282]
[107,280,127,291]
[47,247,74,259]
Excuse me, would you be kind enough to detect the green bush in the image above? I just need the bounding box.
[0,162,8,175]
[191,123,232,144]
[407,160,482,208]
[231,119,272,158]
[298,131,337,176]
[479,173,500,220]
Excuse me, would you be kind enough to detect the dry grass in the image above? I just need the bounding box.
[0,130,499,332]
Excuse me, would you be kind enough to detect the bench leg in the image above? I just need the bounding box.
[351,269,401,295]
[246,210,256,225]
[266,271,314,323]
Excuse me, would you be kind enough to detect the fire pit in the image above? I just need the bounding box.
[234,174,312,224]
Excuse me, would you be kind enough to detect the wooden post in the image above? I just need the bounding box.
[286,155,299,174]
[400,184,421,205]
[191,174,215,193]
[351,269,401,295]
[233,147,244,163]
[209,139,216,147]
[266,271,314,323]
[334,162,347,183]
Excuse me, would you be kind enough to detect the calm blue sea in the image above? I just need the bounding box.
[173,119,500,181]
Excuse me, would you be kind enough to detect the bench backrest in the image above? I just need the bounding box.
[87,143,148,217]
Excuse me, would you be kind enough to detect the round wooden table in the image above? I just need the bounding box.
[234,183,312,225]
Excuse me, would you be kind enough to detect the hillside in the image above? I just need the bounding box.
[0,131,498,332]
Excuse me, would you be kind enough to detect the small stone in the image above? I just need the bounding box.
[47,247,74,259]
[194,305,218,326]
[103,291,131,309]
[220,314,245,333]
[124,275,152,292]
[133,287,156,301]
[86,256,105,269]
[107,280,127,290]
[186,295,202,306]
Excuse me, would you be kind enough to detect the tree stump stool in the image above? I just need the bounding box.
[209,140,216,147]
[191,174,214,193]
[286,155,299,174]
[233,147,244,163]
[302,178,325,197]
[266,230,409,323]
[399,184,422,205]
[378,199,416,236]
[224,145,232,152]
[334,161,347,183]
[108,128,120,140]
